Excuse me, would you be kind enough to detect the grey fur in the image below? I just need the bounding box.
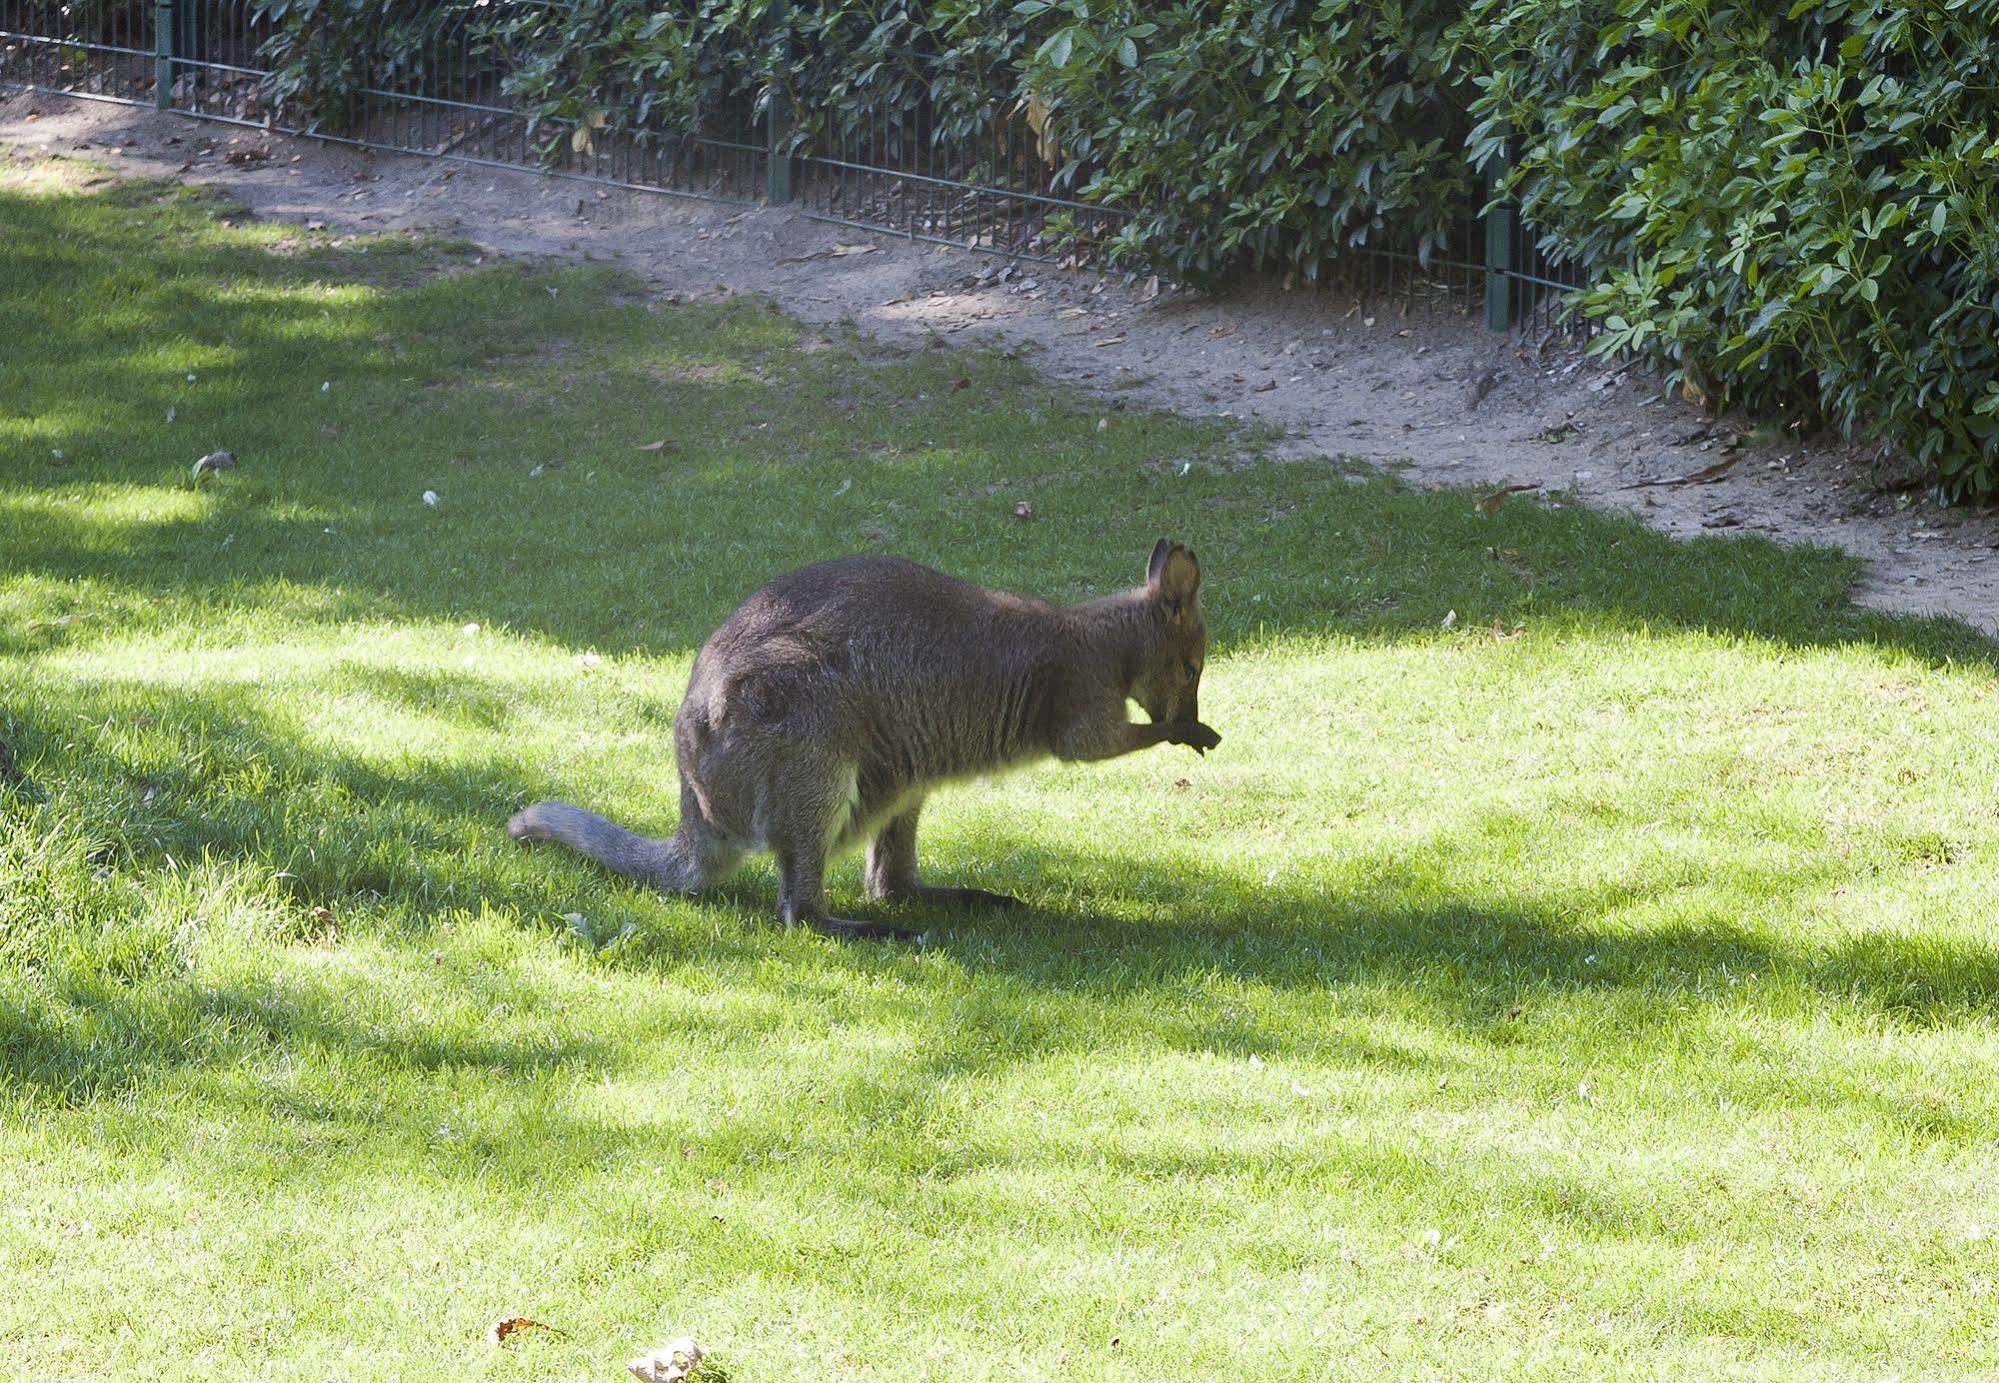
[509,540,1217,942]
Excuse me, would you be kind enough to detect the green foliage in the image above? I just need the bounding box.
[487,1,764,153]
[249,0,474,133]
[1017,0,1472,282]
[779,1,1037,151]
[1465,0,1999,496]
[244,0,1475,283]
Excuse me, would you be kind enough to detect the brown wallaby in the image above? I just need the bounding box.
[508,539,1218,942]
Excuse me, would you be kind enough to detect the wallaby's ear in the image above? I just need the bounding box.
[1149,541,1200,625]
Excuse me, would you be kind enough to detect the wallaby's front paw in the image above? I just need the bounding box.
[1175,722,1222,755]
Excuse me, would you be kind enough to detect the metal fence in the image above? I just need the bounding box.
[0,0,1586,334]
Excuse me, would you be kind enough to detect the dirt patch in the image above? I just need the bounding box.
[9,91,1999,633]
[641,361,768,386]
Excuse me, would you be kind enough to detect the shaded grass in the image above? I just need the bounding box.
[5,150,1999,1379]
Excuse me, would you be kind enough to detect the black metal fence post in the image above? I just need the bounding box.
[154,0,174,110]
[1483,150,1516,332]
[765,0,793,205]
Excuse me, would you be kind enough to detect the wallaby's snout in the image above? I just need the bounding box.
[1133,538,1212,748]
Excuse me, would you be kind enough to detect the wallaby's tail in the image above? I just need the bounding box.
[508,801,710,890]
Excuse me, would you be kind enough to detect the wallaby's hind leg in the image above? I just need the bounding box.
[775,841,928,944]
[865,802,1022,911]
[762,757,928,944]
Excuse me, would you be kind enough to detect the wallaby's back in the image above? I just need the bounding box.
[679,555,1071,784]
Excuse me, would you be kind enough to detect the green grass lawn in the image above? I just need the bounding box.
[6,151,1999,1379]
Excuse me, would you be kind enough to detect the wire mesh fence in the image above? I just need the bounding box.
[1,0,1592,335]
[793,88,1123,260]
[2,0,158,104]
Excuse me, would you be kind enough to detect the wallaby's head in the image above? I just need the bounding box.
[1130,538,1206,725]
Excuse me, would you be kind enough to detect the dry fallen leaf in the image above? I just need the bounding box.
[1621,454,1742,490]
[952,377,971,392]
[1476,483,1538,514]
[1094,335,1126,348]
[1056,306,1089,319]
[1139,274,1161,303]
[1018,90,1060,167]
[635,439,670,452]
[1676,454,1744,484]
[27,612,97,631]
[628,1336,702,1382]
[486,1316,562,1347]
[1012,500,1035,521]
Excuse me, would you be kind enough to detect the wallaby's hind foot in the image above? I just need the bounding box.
[777,838,932,944]
[862,805,1021,913]
[794,911,935,945]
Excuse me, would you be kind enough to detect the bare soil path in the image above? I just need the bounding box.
[10,90,1999,632]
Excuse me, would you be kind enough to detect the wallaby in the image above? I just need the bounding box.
[509,539,1218,942]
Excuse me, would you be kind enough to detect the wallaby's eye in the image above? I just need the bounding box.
[1184,661,1201,678]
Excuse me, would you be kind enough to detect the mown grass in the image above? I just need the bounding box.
[5,150,1999,1380]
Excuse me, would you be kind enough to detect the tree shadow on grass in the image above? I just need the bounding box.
[4,164,1998,677]
[6,709,1997,1224]
[0,970,610,1110]
[5,629,1999,1109]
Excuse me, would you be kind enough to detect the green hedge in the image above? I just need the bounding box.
[1467,0,1999,497]
[240,1,1999,495]
[1015,0,1471,281]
